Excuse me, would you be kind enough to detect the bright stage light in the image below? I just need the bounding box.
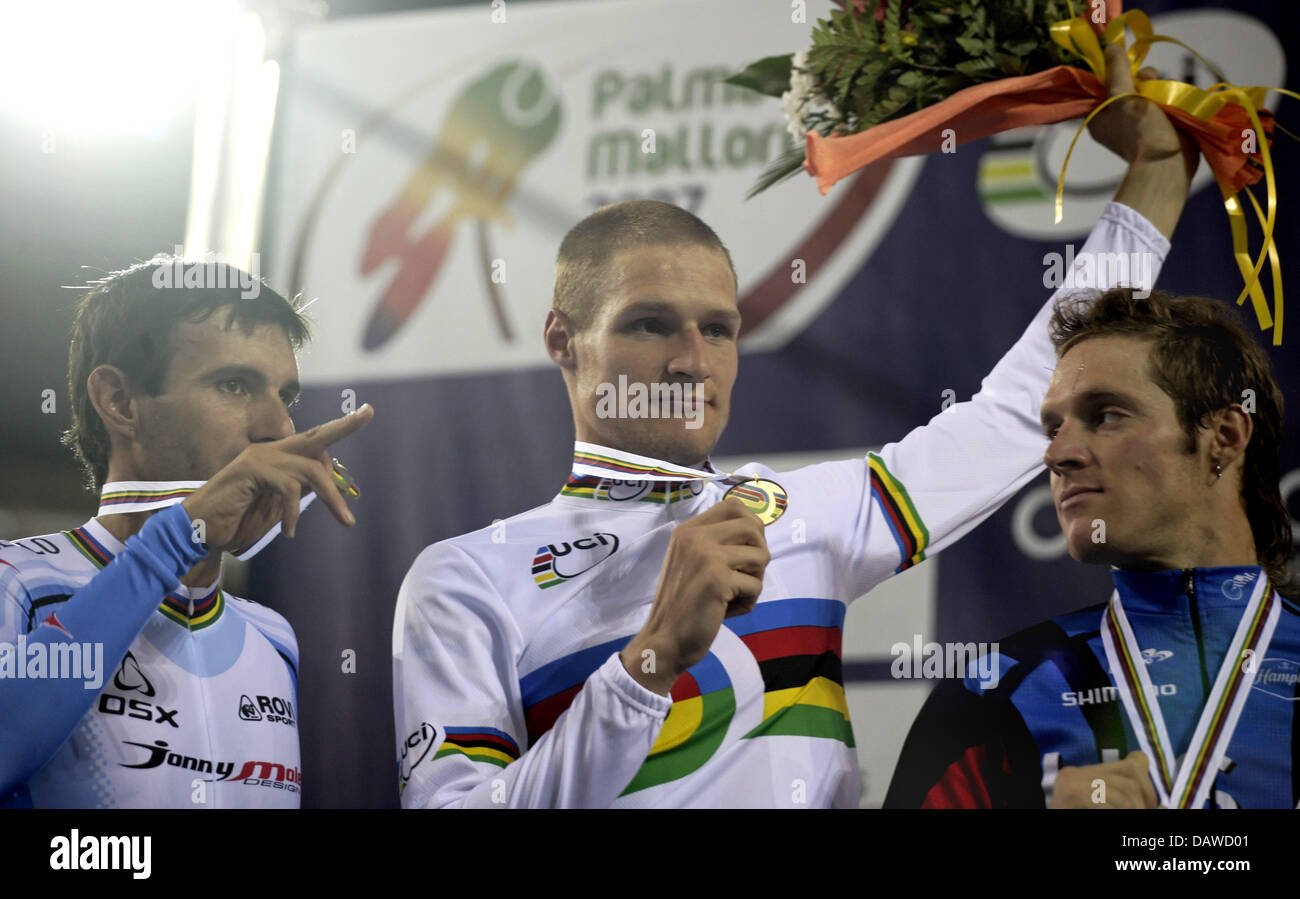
[0,0,238,137]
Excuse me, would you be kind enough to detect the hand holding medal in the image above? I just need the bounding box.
[578,442,787,694]
[722,477,788,526]
[621,496,773,696]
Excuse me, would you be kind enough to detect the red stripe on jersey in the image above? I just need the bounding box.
[524,683,583,744]
[921,745,994,809]
[43,612,73,639]
[444,732,519,755]
[870,470,917,562]
[741,625,840,662]
[669,671,701,703]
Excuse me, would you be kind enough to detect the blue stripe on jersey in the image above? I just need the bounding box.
[4,571,76,605]
[687,652,730,695]
[961,651,1018,695]
[443,725,518,747]
[519,636,630,707]
[1008,662,1111,766]
[256,630,300,702]
[723,597,845,636]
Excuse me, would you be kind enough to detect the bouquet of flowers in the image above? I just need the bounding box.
[727,0,1294,343]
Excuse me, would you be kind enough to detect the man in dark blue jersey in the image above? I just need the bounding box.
[885,287,1296,809]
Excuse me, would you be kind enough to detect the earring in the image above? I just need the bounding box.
[1213,462,1222,480]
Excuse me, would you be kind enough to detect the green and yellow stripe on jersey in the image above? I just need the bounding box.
[868,453,929,573]
[66,525,226,631]
[435,727,521,768]
[158,588,225,631]
[726,597,854,747]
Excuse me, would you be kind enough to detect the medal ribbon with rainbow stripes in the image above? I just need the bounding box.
[1099,575,1280,809]
[571,441,787,525]
[97,460,359,560]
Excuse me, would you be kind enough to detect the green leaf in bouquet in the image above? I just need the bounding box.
[744,146,809,200]
[848,57,889,100]
[884,0,903,37]
[1002,38,1041,57]
[993,52,1027,76]
[808,11,875,91]
[954,57,998,78]
[862,83,916,127]
[882,0,906,55]
[723,54,795,99]
[896,69,927,89]
[737,0,1100,197]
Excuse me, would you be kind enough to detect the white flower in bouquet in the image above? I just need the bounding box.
[781,50,846,143]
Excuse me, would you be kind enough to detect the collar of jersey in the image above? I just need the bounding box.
[1110,565,1268,613]
[556,453,719,510]
[74,517,225,628]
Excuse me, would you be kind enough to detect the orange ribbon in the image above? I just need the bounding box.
[802,5,1292,343]
[1051,8,1291,343]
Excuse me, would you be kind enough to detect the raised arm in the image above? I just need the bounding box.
[830,46,1193,592]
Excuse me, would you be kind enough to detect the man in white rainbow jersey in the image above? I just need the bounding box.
[392,46,1198,807]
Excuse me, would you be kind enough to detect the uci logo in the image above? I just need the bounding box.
[531,532,619,589]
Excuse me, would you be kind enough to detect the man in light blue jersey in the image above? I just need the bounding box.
[0,257,372,807]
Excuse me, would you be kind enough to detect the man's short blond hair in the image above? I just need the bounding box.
[552,199,737,330]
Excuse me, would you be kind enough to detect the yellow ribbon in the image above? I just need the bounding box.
[1050,10,1292,344]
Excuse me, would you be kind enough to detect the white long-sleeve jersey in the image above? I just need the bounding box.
[0,504,301,808]
[393,202,1169,808]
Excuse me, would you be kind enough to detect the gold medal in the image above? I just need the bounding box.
[723,477,787,526]
[331,457,361,498]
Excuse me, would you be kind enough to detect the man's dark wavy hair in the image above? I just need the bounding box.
[1051,287,1295,597]
[62,255,310,492]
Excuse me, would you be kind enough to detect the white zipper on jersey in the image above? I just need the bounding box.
[191,607,220,810]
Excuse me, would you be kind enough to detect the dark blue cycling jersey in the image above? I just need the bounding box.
[886,566,1300,809]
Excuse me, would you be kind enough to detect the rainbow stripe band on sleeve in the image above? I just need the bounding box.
[435,727,521,768]
[868,453,929,573]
